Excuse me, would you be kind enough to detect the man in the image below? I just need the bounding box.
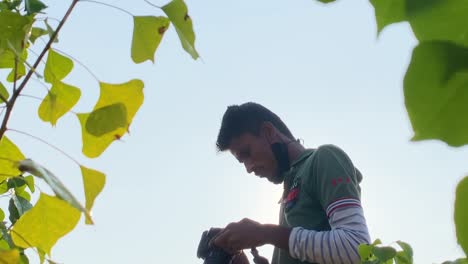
[213,102,371,264]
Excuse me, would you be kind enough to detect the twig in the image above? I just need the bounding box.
[13,57,18,93]
[144,0,162,9]
[0,0,80,140]
[79,0,134,16]
[54,48,100,82]
[7,128,81,166]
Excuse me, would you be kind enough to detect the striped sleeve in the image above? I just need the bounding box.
[288,206,371,264]
[326,198,362,218]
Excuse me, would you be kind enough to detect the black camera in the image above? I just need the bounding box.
[197,228,234,264]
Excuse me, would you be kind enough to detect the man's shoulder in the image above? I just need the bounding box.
[310,144,352,163]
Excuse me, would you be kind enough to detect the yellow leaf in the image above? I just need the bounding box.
[132,16,170,63]
[0,137,25,180]
[11,193,80,255]
[80,166,105,225]
[38,80,81,126]
[0,249,20,264]
[78,79,144,158]
[162,0,199,59]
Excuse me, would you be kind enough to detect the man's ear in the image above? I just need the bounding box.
[261,122,277,143]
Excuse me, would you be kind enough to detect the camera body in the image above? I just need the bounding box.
[197,228,234,264]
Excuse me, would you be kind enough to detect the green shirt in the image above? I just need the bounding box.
[271,144,363,264]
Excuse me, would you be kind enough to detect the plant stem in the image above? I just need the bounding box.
[54,48,100,82]
[79,0,134,16]
[0,0,80,141]
[13,57,18,93]
[7,128,80,166]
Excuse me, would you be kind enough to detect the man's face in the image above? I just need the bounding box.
[228,133,281,184]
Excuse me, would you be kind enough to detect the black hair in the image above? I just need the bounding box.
[216,102,295,151]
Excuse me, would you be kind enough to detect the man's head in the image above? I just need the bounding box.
[216,102,295,184]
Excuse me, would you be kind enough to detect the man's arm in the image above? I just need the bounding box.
[288,205,370,263]
[214,207,370,264]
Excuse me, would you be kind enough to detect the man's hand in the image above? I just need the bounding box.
[251,248,269,264]
[231,252,250,264]
[213,218,267,254]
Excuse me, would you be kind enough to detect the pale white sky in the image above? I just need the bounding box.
[2,0,468,263]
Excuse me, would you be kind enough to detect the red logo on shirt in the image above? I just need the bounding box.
[331,177,351,187]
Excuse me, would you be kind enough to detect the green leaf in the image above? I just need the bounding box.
[162,0,199,59]
[44,49,73,83]
[0,208,4,222]
[18,159,93,224]
[37,248,45,264]
[0,0,21,11]
[24,175,35,193]
[317,0,336,2]
[25,0,47,14]
[44,19,58,43]
[0,82,8,103]
[369,0,406,34]
[8,198,20,224]
[455,176,468,256]
[0,223,13,249]
[132,16,170,63]
[407,0,468,48]
[16,188,31,202]
[85,103,127,137]
[0,181,7,195]
[396,241,413,261]
[0,249,20,264]
[20,253,29,264]
[358,243,374,261]
[404,41,468,146]
[38,80,81,126]
[7,177,26,189]
[29,27,48,44]
[0,240,9,251]
[395,251,411,264]
[78,79,144,158]
[0,10,34,52]
[11,193,80,255]
[6,62,25,82]
[372,246,397,262]
[0,136,25,180]
[80,166,105,225]
[0,46,28,69]
[12,195,32,216]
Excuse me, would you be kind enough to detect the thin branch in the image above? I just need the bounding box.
[36,16,62,24]
[0,0,79,140]
[7,128,81,166]
[18,94,78,115]
[54,48,100,82]
[13,57,18,93]
[144,0,162,9]
[19,94,44,101]
[27,48,47,67]
[29,76,51,93]
[79,0,134,16]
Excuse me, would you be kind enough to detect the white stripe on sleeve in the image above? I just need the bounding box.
[288,206,370,264]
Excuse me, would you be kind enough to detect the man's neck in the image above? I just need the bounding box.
[287,141,306,164]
